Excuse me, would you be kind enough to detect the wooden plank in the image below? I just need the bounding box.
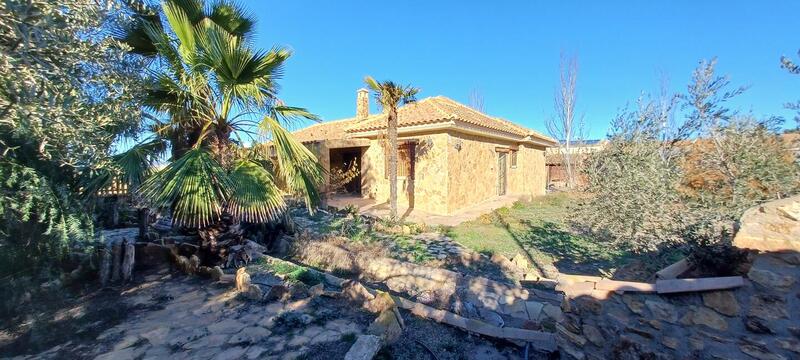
[656,276,744,294]
[556,280,595,293]
[557,273,603,284]
[655,258,692,280]
[393,292,556,351]
[595,279,656,292]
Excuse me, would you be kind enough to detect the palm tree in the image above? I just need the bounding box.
[364,77,419,219]
[90,0,322,232]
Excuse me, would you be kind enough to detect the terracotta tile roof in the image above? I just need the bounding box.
[292,118,357,143]
[345,96,556,143]
[292,96,556,144]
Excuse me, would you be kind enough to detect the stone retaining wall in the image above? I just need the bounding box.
[292,241,564,332]
[556,195,800,360]
[556,251,799,359]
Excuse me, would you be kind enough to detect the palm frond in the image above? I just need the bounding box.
[363,76,420,110]
[80,139,165,197]
[112,138,165,187]
[227,160,286,223]
[138,148,231,227]
[259,115,324,210]
[166,0,205,24]
[207,0,255,38]
[271,105,320,127]
[163,1,198,66]
[115,1,162,56]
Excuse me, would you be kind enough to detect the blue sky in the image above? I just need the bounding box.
[249,0,800,139]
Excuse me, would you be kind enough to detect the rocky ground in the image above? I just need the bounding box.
[0,266,533,360]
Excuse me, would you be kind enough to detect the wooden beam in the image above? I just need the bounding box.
[655,258,692,280]
[392,295,556,351]
[595,279,656,292]
[656,276,744,294]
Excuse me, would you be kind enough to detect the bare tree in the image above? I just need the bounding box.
[468,88,485,112]
[546,53,585,189]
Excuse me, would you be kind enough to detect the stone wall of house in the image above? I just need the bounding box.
[360,133,450,215]
[305,141,331,192]
[446,132,547,212]
[519,144,548,198]
[555,196,800,360]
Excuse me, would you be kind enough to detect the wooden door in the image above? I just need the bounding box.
[497,152,507,196]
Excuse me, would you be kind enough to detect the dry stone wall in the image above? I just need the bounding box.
[556,251,800,359]
[556,195,800,360]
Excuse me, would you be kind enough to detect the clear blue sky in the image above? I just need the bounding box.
[249,0,800,139]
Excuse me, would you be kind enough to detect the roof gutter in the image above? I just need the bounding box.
[348,120,558,147]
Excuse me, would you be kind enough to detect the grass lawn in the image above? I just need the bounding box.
[446,192,639,276]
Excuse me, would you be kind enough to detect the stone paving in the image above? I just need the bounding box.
[12,273,364,360]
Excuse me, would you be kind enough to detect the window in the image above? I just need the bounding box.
[385,141,415,179]
[511,150,518,168]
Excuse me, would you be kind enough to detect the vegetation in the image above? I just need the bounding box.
[260,260,323,286]
[546,53,585,189]
[448,193,633,274]
[580,59,800,253]
[363,77,419,219]
[0,0,143,281]
[92,0,323,228]
[782,49,800,130]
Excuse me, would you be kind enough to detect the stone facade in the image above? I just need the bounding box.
[294,95,556,216]
[447,132,546,212]
[333,130,548,215]
[360,133,451,215]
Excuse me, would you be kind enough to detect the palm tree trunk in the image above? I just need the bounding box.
[388,107,399,219]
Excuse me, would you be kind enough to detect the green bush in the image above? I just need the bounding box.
[0,0,143,285]
[580,59,800,253]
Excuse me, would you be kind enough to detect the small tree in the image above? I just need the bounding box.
[0,0,143,285]
[580,58,800,252]
[364,77,419,219]
[547,53,585,189]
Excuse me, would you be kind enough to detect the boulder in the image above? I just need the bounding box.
[748,269,795,291]
[263,284,288,302]
[687,307,728,331]
[367,309,403,344]
[733,195,800,252]
[582,324,604,347]
[478,308,504,327]
[702,290,740,316]
[644,300,677,323]
[744,316,774,334]
[749,294,789,320]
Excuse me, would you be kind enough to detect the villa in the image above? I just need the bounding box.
[294,89,557,217]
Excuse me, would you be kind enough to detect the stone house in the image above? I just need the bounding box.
[294,89,557,215]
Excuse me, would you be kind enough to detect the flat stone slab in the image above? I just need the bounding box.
[344,335,383,360]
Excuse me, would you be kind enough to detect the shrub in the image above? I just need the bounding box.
[579,59,800,253]
[0,0,143,285]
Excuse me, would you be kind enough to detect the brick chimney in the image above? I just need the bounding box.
[356,88,369,120]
